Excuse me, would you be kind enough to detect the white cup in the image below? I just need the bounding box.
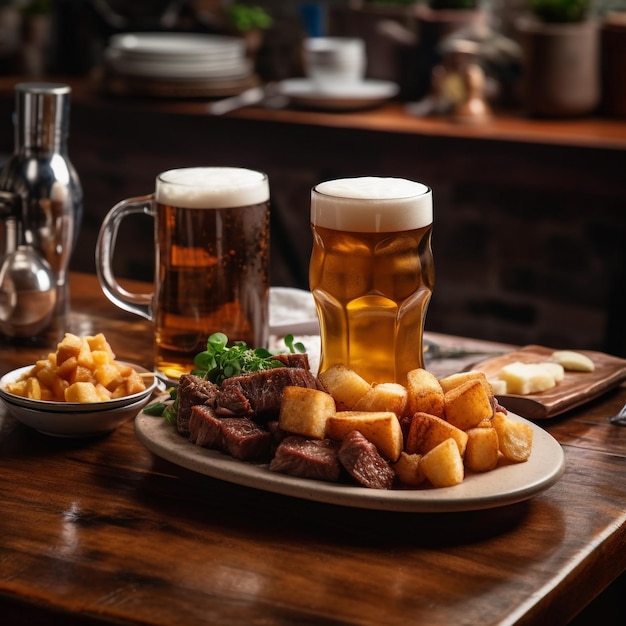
[303,37,366,93]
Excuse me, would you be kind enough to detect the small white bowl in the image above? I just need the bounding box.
[0,362,158,437]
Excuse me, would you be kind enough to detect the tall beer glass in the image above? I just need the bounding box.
[310,177,433,384]
[97,167,270,381]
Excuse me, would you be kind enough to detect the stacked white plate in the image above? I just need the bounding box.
[104,32,256,97]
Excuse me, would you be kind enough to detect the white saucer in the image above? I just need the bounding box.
[279,78,399,111]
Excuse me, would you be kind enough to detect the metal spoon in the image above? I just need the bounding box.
[0,244,56,337]
[608,402,626,426]
[207,83,285,115]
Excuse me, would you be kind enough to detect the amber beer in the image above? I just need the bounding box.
[154,168,270,380]
[310,177,433,384]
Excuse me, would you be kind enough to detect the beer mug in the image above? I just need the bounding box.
[96,167,270,381]
[309,177,433,384]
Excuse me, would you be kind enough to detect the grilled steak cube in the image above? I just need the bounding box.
[269,435,341,482]
[272,353,311,369]
[266,420,288,448]
[218,367,324,418]
[188,404,223,448]
[338,430,396,490]
[220,418,273,461]
[177,374,220,436]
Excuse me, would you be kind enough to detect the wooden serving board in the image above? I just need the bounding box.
[470,345,626,420]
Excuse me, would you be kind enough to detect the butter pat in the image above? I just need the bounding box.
[552,350,595,372]
[499,361,565,395]
[488,378,508,396]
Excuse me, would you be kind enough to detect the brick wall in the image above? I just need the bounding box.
[428,180,625,353]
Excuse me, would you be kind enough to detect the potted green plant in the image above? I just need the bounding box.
[516,0,600,117]
[222,3,273,58]
[529,0,590,23]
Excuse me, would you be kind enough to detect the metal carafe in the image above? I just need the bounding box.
[0,82,83,343]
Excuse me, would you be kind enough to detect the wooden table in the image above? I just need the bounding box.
[1,273,624,625]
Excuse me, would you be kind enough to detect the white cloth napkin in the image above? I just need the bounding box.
[269,287,320,373]
[269,287,319,336]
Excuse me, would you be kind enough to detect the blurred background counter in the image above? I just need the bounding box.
[1,76,624,359]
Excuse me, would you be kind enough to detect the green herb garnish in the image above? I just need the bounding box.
[191,332,278,383]
[144,333,307,418]
[192,332,306,384]
[284,333,306,355]
[144,386,178,421]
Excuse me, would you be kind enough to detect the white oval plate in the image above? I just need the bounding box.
[279,78,399,111]
[135,410,565,512]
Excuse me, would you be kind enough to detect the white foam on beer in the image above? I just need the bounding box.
[156,167,269,209]
[312,177,432,232]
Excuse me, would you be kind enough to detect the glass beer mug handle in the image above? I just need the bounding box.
[96,194,154,321]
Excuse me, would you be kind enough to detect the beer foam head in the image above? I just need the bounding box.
[156,167,269,209]
[312,177,432,232]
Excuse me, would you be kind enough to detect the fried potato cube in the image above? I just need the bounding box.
[6,380,28,397]
[31,358,48,373]
[114,361,134,377]
[55,356,78,380]
[405,411,468,456]
[94,363,124,389]
[318,364,371,410]
[69,365,96,385]
[64,382,102,403]
[352,382,407,417]
[25,376,43,400]
[420,438,464,488]
[279,386,336,439]
[91,350,114,366]
[56,332,84,365]
[124,370,146,395]
[51,377,69,402]
[35,363,60,389]
[444,379,494,431]
[97,383,114,400]
[87,333,115,357]
[38,386,55,401]
[492,412,533,463]
[76,339,95,369]
[465,427,500,472]
[391,451,425,487]
[439,370,494,399]
[406,368,445,418]
[327,411,403,461]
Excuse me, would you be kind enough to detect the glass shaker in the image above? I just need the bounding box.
[0,82,83,343]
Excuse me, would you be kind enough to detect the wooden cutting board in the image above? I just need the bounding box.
[470,345,626,420]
